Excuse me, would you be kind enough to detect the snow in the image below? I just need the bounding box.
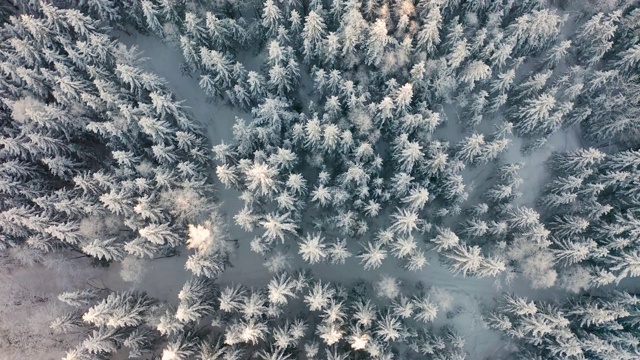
[102,32,585,359]
[186,224,212,252]
[0,27,585,360]
[115,31,245,145]
[4,2,636,359]
[509,125,583,205]
[0,257,106,360]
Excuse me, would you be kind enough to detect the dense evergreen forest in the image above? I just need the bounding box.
[1,0,640,359]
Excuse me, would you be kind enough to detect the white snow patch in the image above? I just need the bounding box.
[509,126,582,205]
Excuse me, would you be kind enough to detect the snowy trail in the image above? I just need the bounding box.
[108,33,581,359]
[508,129,582,206]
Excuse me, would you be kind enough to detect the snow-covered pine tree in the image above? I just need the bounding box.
[302,10,326,64]
[576,11,621,66]
[175,277,217,323]
[506,9,564,56]
[488,291,640,359]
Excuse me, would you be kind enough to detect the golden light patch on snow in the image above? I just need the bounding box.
[186,223,212,252]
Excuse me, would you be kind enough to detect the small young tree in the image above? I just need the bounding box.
[430,227,459,252]
[298,232,327,264]
[358,241,388,270]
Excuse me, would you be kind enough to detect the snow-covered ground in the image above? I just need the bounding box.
[106,32,583,359]
[0,256,107,360]
[509,127,583,205]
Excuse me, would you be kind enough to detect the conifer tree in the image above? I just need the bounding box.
[302,10,326,64]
